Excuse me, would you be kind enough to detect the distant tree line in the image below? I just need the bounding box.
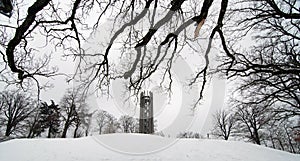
[0,88,141,141]
[1,87,299,154]
[177,131,202,139]
[211,107,300,154]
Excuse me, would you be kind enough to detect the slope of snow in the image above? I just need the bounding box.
[0,133,299,161]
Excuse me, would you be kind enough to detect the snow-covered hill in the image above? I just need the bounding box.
[0,133,299,161]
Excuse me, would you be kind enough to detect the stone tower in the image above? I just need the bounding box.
[139,91,154,134]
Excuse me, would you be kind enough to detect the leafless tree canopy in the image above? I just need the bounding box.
[60,87,88,138]
[211,109,235,140]
[0,90,35,137]
[0,0,225,100]
[0,0,299,110]
[219,0,300,116]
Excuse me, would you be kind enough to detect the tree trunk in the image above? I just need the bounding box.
[5,125,12,137]
[99,126,103,135]
[27,117,38,138]
[85,129,89,136]
[61,123,70,138]
[27,126,34,138]
[277,138,285,151]
[62,114,72,138]
[284,126,295,153]
[5,118,12,137]
[73,122,80,138]
[47,125,52,138]
[224,133,229,140]
[270,135,276,149]
[253,128,261,145]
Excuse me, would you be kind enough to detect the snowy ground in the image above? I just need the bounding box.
[0,133,299,161]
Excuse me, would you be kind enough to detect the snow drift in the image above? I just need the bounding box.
[0,133,299,161]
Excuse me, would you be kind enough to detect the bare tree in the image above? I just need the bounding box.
[0,90,34,138]
[211,109,235,140]
[217,0,300,118]
[177,131,201,139]
[234,102,275,145]
[266,119,300,153]
[104,113,120,134]
[74,109,94,137]
[96,109,109,135]
[26,105,43,138]
[60,88,88,138]
[119,115,137,133]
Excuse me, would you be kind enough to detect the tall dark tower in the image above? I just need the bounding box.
[139,91,154,134]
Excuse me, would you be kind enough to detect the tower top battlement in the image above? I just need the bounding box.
[140,90,152,97]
